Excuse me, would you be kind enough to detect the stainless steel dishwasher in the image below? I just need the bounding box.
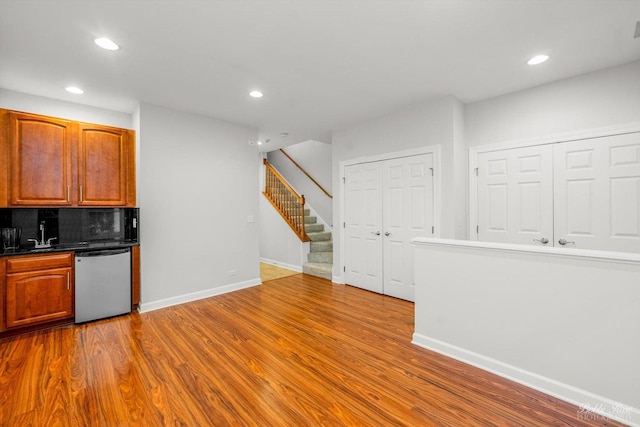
[75,248,131,323]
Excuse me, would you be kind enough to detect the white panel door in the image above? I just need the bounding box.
[477,145,554,246]
[554,132,640,252]
[344,162,383,293]
[382,154,434,302]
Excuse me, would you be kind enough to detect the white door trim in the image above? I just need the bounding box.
[338,145,441,284]
[469,122,640,241]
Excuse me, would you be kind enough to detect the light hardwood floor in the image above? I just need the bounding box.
[0,274,624,426]
[260,262,299,282]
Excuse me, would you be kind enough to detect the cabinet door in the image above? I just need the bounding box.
[8,112,72,206]
[131,245,141,309]
[78,124,132,206]
[6,267,74,329]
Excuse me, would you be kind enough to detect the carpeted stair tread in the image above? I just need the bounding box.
[311,240,333,252]
[307,231,331,241]
[302,262,332,280]
[308,251,333,263]
[305,223,324,233]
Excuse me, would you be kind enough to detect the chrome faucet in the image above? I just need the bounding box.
[28,221,57,248]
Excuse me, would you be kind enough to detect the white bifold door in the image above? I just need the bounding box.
[554,133,640,252]
[477,145,554,245]
[344,154,434,301]
[477,132,640,253]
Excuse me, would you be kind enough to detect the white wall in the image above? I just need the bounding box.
[0,88,133,129]
[332,95,467,281]
[413,238,640,425]
[465,60,640,147]
[452,99,467,239]
[137,103,261,310]
[0,92,262,311]
[267,140,333,226]
[259,195,307,271]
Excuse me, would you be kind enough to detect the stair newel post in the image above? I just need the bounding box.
[300,194,306,240]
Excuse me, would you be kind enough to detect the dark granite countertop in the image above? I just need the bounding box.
[1,241,139,257]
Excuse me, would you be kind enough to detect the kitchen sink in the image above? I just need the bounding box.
[29,248,55,253]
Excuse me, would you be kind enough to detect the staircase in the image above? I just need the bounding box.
[263,159,332,280]
[302,209,333,280]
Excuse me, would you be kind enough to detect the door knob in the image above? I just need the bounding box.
[384,232,391,236]
[558,239,575,246]
[371,231,381,236]
[533,238,549,244]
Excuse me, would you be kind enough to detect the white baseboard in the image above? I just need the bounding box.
[332,275,343,284]
[260,257,302,272]
[412,333,639,427]
[139,278,261,313]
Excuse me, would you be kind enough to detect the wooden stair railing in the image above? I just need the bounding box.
[263,159,310,242]
[280,149,332,199]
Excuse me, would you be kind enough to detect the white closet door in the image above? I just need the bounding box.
[477,145,553,246]
[382,154,434,302]
[554,132,640,253]
[344,162,383,293]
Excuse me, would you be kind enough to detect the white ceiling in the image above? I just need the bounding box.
[1,0,639,149]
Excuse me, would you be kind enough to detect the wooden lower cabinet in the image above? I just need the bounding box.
[3,253,74,331]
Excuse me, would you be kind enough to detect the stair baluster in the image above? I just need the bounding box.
[263,159,309,242]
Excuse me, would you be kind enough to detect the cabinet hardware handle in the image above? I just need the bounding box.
[371,231,380,236]
[558,238,575,246]
[533,238,549,244]
[67,185,70,201]
[384,231,391,236]
[66,272,70,290]
[80,185,83,202]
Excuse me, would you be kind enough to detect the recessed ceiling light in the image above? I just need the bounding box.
[94,37,120,51]
[527,54,549,65]
[65,86,84,94]
[249,90,263,98]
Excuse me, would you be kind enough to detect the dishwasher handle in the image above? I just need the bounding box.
[75,248,130,257]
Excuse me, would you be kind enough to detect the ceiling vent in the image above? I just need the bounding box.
[635,21,640,38]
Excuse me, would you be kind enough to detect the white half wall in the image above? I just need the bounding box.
[413,238,640,426]
[138,103,260,309]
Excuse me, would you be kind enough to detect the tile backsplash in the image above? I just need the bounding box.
[0,208,138,247]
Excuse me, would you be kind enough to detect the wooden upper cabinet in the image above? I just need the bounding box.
[0,109,136,207]
[7,111,73,206]
[78,124,134,206]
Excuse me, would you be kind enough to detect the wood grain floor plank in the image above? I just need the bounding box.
[0,274,628,426]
